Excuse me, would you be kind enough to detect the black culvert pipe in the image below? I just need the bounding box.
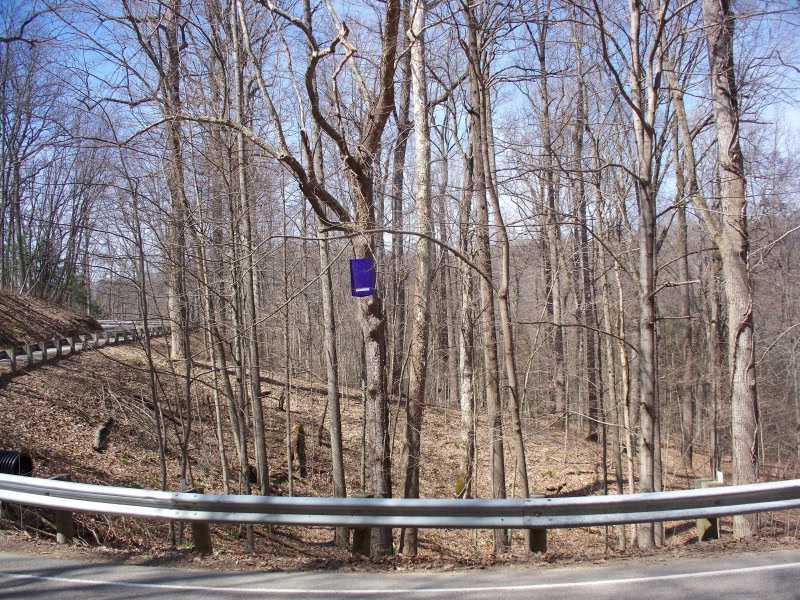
[0,451,33,476]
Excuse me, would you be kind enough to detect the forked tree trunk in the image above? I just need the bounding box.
[462,0,508,552]
[483,84,529,503]
[252,0,401,556]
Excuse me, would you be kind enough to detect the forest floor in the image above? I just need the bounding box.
[1,324,799,572]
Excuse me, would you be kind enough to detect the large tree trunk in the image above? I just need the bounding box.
[351,0,402,554]
[701,0,759,538]
[253,0,401,556]
[400,0,432,555]
[354,231,392,555]
[620,0,663,549]
[636,176,658,550]
[462,0,508,552]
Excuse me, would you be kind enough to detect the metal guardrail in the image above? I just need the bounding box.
[0,321,171,373]
[98,320,169,331]
[1,475,799,529]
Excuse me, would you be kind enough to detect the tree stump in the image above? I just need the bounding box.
[291,424,307,479]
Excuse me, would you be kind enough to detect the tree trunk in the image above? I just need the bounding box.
[483,81,529,503]
[462,0,508,552]
[255,0,402,556]
[400,0,432,555]
[535,18,566,421]
[233,0,268,496]
[455,141,475,500]
[389,0,412,398]
[131,190,168,494]
[300,0,347,547]
[622,0,663,549]
[161,0,189,369]
[318,220,347,547]
[572,21,599,442]
[701,0,759,537]
[670,117,695,473]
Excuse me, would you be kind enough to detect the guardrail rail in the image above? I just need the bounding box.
[0,321,171,373]
[1,475,799,528]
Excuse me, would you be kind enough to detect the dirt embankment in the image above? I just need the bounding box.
[0,292,102,347]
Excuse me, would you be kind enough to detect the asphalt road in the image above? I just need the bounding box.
[1,550,799,599]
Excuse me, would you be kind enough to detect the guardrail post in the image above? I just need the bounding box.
[26,344,33,366]
[351,492,371,556]
[55,509,74,544]
[695,478,724,541]
[188,487,213,556]
[48,475,74,544]
[54,337,62,358]
[5,347,16,373]
[40,341,48,363]
[528,494,547,553]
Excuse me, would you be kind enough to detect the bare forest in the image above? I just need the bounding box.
[2,0,800,558]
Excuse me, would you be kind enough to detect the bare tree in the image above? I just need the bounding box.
[400,0,433,556]
[232,0,269,497]
[461,0,508,552]
[593,0,671,547]
[700,0,759,536]
[232,0,403,556]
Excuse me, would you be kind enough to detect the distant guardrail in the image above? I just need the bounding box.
[0,475,798,528]
[0,321,170,373]
[97,319,169,331]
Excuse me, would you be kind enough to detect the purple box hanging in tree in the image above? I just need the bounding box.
[350,257,375,297]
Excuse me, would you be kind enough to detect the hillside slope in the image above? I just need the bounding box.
[0,336,797,570]
[0,292,101,347]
